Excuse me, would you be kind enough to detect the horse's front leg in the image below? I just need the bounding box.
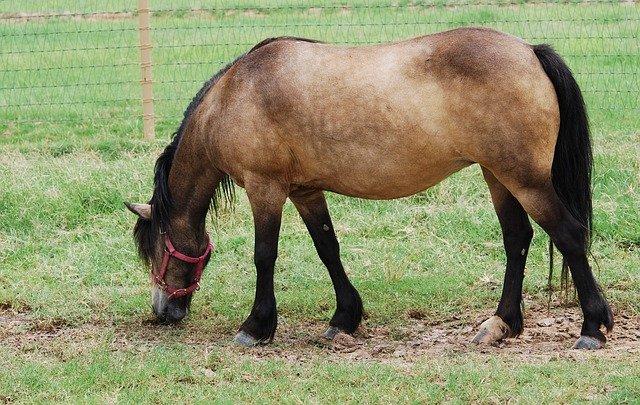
[473,168,533,344]
[234,179,287,346]
[290,188,363,339]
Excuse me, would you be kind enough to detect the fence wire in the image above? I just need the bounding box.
[1,1,638,140]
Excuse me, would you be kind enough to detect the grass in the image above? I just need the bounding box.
[2,342,639,403]
[1,1,639,403]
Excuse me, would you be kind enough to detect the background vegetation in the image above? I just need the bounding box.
[1,1,638,403]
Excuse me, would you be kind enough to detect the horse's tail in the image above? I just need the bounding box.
[532,44,592,291]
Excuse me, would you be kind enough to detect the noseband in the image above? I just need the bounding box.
[153,233,213,300]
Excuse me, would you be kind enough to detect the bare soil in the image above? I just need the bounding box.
[2,301,639,365]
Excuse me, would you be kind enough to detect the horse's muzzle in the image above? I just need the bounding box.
[154,302,188,324]
[152,285,188,324]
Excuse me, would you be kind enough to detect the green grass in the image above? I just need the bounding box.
[2,342,639,403]
[1,2,639,403]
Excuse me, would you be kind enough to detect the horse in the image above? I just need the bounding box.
[126,27,613,349]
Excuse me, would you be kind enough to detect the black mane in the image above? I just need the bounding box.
[133,36,320,264]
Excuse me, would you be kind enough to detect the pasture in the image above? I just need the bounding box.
[1,2,639,403]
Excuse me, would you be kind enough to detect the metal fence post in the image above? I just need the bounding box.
[138,0,155,140]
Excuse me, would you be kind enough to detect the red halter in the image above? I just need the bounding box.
[153,233,213,300]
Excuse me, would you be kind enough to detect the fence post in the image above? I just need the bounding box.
[138,0,155,140]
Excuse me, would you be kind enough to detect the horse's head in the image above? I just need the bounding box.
[125,202,212,324]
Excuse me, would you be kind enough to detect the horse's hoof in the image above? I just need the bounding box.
[323,326,343,340]
[233,330,260,347]
[572,335,604,350]
[472,315,511,345]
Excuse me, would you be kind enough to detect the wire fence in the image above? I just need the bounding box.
[1,1,638,141]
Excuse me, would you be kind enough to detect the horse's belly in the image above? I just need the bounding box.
[304,153,471,200]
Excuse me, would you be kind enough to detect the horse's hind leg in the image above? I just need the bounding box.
[234,178,288,346]
[290,189,363,339]
[473,168,534,345]
[499,176,613,349]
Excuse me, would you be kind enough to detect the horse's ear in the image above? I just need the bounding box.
[124,202,152,221]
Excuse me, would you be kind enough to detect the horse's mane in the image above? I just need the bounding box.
[133,36,320,264]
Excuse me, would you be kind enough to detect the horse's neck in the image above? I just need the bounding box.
[166,141,219,234]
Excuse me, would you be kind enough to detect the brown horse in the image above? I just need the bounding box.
[126,27,613,349]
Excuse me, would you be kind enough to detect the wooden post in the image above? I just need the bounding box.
[138,0,155,140]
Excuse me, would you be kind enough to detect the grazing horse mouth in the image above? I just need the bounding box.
[153,304,188,324]
[151,284,189,324]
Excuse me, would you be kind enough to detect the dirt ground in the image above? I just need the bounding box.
[2,300,639,365]
[257,302,640,363]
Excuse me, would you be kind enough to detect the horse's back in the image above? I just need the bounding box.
[206,28,559,199]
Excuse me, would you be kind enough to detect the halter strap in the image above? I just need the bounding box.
[153,233,213,300]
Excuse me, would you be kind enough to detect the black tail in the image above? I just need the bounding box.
[533,44,592,292]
